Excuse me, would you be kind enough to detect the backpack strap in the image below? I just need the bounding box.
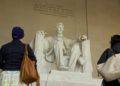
[109,48,115,56]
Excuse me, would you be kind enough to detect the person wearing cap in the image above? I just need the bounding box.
[0,27,37,86]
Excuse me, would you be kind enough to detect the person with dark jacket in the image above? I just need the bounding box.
[97,35,120,86]
[0,27,37,86]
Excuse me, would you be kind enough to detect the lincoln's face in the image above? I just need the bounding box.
[56,23,64,34]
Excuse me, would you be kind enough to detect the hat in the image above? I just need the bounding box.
[12,27,24,39]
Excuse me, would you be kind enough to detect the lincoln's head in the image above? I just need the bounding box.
[56,23,64,34]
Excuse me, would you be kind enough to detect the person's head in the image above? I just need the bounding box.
[110,34,120,48]
[56,23,64,34]
[12,26,24,40]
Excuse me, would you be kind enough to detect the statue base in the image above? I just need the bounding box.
[33,70,102,86]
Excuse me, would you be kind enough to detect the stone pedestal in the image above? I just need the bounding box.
[33,70,102,86]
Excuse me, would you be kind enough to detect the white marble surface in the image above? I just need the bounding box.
[32,70,102,86]
[30,23,93,74]
[30,23,100,86]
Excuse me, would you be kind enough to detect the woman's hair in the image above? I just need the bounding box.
[111,34,120,48]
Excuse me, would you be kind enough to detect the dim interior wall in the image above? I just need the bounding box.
[87,0,120,78]
[0,0,87,44]
[0,0,120,78]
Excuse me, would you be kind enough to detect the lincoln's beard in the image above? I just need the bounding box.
[56,32,63,37]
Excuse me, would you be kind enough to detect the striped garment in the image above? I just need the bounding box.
[0,71,27,86]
